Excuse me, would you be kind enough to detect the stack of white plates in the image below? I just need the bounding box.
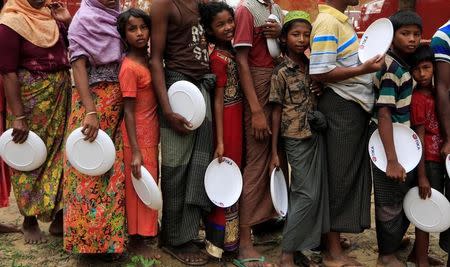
[204,157,243,208]
[65,127,116,176]
[0,129,47,171]
[368,123,422,173]
[168,81,206,130]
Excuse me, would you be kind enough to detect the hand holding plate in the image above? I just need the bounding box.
[131,150,143,179]
[214,143,224,163]
[11,118,29,144]
[386,159,406,182]
[418,175,432,199]
[82,113,99,142]
[166,112,192,135]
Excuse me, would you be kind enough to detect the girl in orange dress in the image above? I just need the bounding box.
[117,8,160,259]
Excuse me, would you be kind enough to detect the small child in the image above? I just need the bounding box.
[199,1,242,259]
[372,10,422,267]
[411,44,447,267]
[269,11,329,267]
[117,8,160,259]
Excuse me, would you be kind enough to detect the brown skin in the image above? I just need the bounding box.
[1,0,71,243]
[435,61,450,158]
[149,0,208,264]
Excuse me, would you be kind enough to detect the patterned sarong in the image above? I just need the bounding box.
[7,69,71,221]
[160,70,215,246]
[63,82,125,253]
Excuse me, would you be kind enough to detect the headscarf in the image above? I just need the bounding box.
[68,0,122,66]
[284,10,311,25]
[0,0,59,48]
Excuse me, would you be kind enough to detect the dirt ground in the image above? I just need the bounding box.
[0,193,448,267]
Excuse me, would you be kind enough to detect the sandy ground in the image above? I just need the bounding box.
[0,193,448,267]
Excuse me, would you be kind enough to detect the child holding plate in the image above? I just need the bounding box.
[269,11,329,267]
[117,8,160,260]
[410,44,447,267]
[371,10,422,267]
[199,1,242,260]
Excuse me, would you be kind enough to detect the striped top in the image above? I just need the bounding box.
[310,4,373,112]
[431,20,450,63]
[373,51,413,126]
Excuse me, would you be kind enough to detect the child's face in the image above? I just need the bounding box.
[285,22,311,55]
[412,61,433,88]
[210,10,235,43]
[393,25,421,55]
[125,16,150,49]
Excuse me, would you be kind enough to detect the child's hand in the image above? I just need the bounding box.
[386,159,406,182]
[441,141,450,159]
[418,176,432,199]
[269,153,280,174]
[131,150,143,179]
[214,144,224,163]
[360,54,385,74]
[310,81,323,96]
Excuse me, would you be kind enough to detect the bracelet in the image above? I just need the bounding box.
[14,115,26,121]
[86,111,97,116]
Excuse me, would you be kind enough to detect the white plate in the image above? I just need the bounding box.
[270,168,288,217]
[0,129,47,171]
[446,154,450,177]
[368,123,422,173]
[404,186,450,233]
[168,81,206,130]
[267,14,281,58]
[132,166,162,210]
[65,127,116,176]
[358,18,393,63]
[204,157,242,208]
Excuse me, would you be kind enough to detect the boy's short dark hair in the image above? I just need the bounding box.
[280,19,312,54]
[411,44,435,68]
[117,8,151,40]
[198,1,234,43]
[389,10,423,33]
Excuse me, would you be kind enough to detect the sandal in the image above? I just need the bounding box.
[162,246,208,266]
[233,256,273,267]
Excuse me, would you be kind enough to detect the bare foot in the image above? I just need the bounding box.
[0,223,21,234]
[323,252,363,267]
[407,253,444,266]
[163,242,208,266]
[49,210,63,236]
[22,216,47,244]
[340,236,351,250]
[128,235,161,259]
[377,254,406,267]
[238,245,274,267]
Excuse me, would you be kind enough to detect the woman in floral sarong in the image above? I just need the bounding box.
[0,0,72,242]
[64,0,125,255]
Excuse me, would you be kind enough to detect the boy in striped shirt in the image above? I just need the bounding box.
[371,10,422,267]
[309,0,385,266]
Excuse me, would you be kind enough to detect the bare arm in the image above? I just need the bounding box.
[311,55,385,83]
[213,86,225,162]
[378,107,406,181]
[269,104,282,173]
[71,57,99,142]
[150,0,190,134]
[235,46,271,141]
[415,124,431,199]
[123,98,142,178]
[435,61,450,157]
[2,72,28,143]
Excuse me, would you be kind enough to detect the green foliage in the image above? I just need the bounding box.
[126,255,159,267]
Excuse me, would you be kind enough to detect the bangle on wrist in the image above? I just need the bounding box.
[14,115,26,121]
[86,111,97,116]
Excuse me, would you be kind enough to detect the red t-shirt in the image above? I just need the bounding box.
[233,2,279,68]
[411,90,444,162]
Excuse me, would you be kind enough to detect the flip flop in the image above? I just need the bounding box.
[162,246,208,266]
[233,256,271,267]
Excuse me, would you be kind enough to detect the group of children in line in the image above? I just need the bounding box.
[0,0,449,266]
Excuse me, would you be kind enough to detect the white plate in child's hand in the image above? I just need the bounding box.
[270,168,288,217]
[358,18,393,63]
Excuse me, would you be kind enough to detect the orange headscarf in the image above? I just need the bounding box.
[0,0,59,48]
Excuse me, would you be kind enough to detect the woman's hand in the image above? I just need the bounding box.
[81,113,99,142]
[11,118,29,144]
[131,150,143,179]
[49,1,72,26]
[214,143,224,163]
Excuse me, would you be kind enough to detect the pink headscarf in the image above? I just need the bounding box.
[68,0,122,66]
